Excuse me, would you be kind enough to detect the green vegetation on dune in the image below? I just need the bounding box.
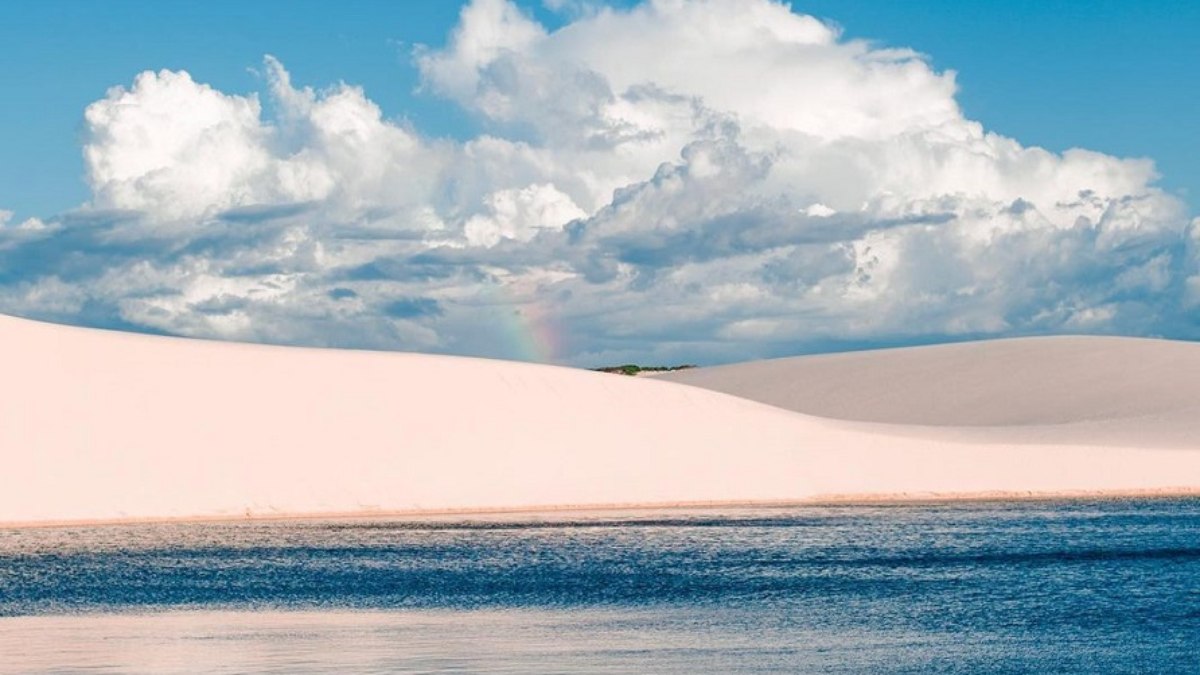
[591,364,697,376]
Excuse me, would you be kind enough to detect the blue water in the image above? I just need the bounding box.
[1,499,1198,673]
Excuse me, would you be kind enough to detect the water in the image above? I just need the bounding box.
[1,499,1198,673]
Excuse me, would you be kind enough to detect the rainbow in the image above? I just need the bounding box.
[485,285,566,364]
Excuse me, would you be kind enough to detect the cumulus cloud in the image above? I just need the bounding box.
[1,0,1196,365]
[464,183,586,246]
[0,209,48,232]
[84,69,274,220]
[83,57,446,223]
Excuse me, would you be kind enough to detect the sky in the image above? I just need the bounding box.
[0,0,1196,365]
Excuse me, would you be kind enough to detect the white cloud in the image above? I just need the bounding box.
[0,209,50,231]
[464,183,586,247]
[84,70,274,220]
[416,0,546,106]
[83,57,447,223]
[804,204,837,218]
[421,0,954,143]
[2,0,1196,365]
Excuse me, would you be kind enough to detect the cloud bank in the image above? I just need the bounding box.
[1,0,1196,365]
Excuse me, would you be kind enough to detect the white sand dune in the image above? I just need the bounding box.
[658,336,1200,448]
[1,316,1197,526]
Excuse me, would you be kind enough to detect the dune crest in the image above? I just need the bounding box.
[659,336,1200,447]
[1,317,1197,525]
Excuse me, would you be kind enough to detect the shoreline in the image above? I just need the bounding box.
[5,487,1198,530]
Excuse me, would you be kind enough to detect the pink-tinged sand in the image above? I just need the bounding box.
[1,315,1197,526]
[658,335,1200,448]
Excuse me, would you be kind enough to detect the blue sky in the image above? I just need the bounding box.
[0,0,1196,364]
[1,0,1195,220]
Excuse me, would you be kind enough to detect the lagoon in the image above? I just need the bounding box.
[2,500,1197,673]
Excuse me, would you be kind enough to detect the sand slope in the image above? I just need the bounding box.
[1,317,1197,525]
[658,336,1200,447]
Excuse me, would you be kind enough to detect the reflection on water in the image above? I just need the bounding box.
[1,500,1198,673]
[0,608,998,674]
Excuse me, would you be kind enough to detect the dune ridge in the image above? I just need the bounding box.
[659,336,1200,448]
[1,316,1197,526]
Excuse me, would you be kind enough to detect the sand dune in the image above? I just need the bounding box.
[1,316,1197,525]
[659,336,1200,448]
